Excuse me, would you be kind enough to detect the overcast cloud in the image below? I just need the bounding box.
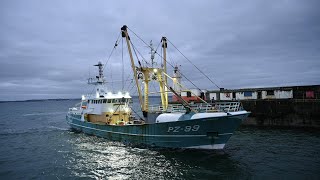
[0,0,320,101]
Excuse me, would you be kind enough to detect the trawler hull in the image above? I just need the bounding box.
[66,112,249,150]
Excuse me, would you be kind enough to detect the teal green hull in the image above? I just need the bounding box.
[66,113,249,149]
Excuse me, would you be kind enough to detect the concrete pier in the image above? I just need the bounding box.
[241,99,320,128]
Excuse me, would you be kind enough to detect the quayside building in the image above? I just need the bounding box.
[173,85,320,128]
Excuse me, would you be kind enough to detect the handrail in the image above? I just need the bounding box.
[148,101,242,113]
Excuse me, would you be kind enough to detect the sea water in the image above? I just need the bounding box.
[0,98,319,179]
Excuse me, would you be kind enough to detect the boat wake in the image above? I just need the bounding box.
[22,112,66,117]
[0,126,69,136]
[48,126,69,131]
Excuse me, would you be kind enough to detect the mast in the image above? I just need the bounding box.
[88,61,105,85]
[150,40,155,67]
[162,37,168,109]
[173,65,181,93]
[142,70,149,115]
[121,25,143,111]
[94,62,104,83]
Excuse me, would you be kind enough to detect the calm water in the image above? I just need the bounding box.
[0,99,319,179]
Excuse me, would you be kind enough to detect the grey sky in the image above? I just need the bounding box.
[0,0,320,101]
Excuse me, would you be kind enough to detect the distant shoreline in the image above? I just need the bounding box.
[0,98,80,103]
[0,96,162,103]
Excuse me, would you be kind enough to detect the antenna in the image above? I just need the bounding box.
[94,61,104,79]
[88,61,105,85]
[149,40,155,67]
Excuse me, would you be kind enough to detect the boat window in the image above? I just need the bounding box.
[111,99,115,103]
[244,91,253,97]
[99,100,102,104]
[266,90,274,96]
[103,99,107,103]
[107,99,111,103]
[115,99,119,103]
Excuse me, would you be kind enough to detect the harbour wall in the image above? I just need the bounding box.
[240,99,320,128]
[172,84,320,128]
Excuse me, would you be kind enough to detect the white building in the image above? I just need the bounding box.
[208,88,293,101]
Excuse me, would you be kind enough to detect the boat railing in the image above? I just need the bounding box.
[212,101,241,112]
[148,101,242,113]
[68,102,85,113]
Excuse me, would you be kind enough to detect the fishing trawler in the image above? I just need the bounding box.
[66,25,250,150]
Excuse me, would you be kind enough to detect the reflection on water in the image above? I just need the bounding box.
[65,132,251,179]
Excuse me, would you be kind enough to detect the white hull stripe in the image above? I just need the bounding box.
[67,120,233,138]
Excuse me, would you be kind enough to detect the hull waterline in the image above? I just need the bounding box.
[66,113,249,150]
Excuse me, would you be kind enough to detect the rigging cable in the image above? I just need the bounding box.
[122,37,124,91]
[166,38,220,89]
[130,106,144,120]
[103,32,121,91]
[127,27,221,91]
[153,40,162,66]
[103,32,121,71]
[124,73,134,90]
[154,40,162,55]
[167,49,177,68]
[156,49,202,91]
[160,52,202,91]
[126,28,203,91]
[110,62,114,91]
[130,41,150,66]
